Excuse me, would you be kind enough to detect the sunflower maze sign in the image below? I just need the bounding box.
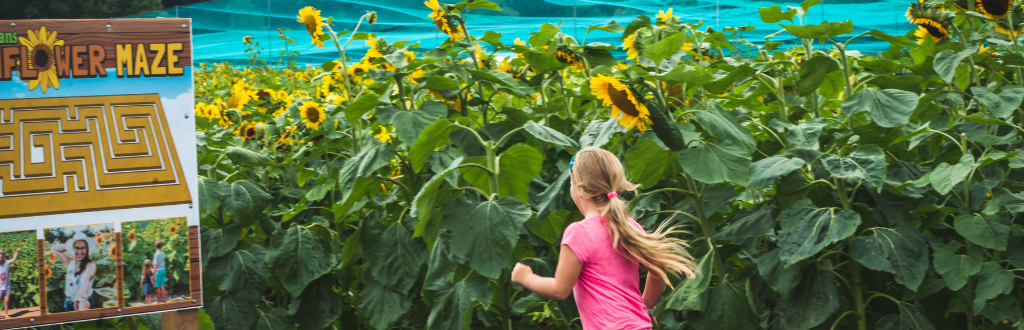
[0,19,201,329]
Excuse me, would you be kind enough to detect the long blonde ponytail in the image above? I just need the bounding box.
[570,147,697,289]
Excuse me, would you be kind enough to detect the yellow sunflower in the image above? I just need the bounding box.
[656,8,677,27]
[429,89,461,109]
[243,36,254,45]
[367,11,378,24]
[590,74,652,133]
[276,126,298,145]
[300,101,327,130]
[555,47,585,70]
[44,265,52,279]
[622,32,640,60]
[48,251,56,264]
[128,230,136,242]
[348,61,376,84]
[108,244,117,257]
[234,121,260,141]
[18,26,64,93]
[977,0,1010,19]
[409,70,426,84]
[170,225,178,235]
[906,3,950,41]
[297,6,326,48]
[374,125,393,144]
[95,232,105,245]
[425,0,449,33]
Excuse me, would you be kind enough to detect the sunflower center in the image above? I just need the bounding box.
[608,86,640,117]
[922,23,944,38]
[982,0,1010,16]
[245,127,256,138]
[305,107,321,122]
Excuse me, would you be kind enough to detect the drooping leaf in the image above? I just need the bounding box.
[412,156,464,237]
[796,55,841,96]
[781,20,854,39]
[933,48,977,84]
[495,144,544,203]
[527,209,570,244]
[207,291,257,330]
[427,277,493,330]
[769,118,828,150]
[755,248,807,296]
[643,30,687,65]
[443,197,532,278]
[694,109,757,153]
[758,6,798,23]
[411,119,456,173]
[973,263,1015,313]
[198,178,228,218]
[932,241,983,291]
[359,277,412,330]
[523,120,578,149]
[699,281,760,330]
[717,204,776,241]
[913,154,976,195]
[362,217,426,294]
[821,145,886,190]
[875,303,937,330]
[665,251,714,312]
[983,188,1024,214]
[776,267,840,330]
[841,88,918,128]
[344,91,382,122]
[223,180,274,227]
[853,226,929,291]
[579,117,627,148]
[387,101,448,145]
[954,212,1011,251]
[266,225,338,295]
[225,146,273,165]
[202,221,241,260]
[206,244,269,294]
[291,275,346,330]
[747,156,806,190]
[777,199,861,265]
[625,138,678,188]
[678,140,751,185]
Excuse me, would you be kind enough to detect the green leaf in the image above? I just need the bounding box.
[423,75,460,91]
[662,65,714,85]
[755,248,806,296]
[202,222,241,260]
[801,0,822,12]
[717,205,775,242]
[758,6,797,24]
[411,119,456,173]
[841,88,918,128]
[776,268,840,330]
[424,232,461,292]
[769,118,828,150]
[588,20,624,34]
[387,101,447,145]
[678,140,751,185]
[225,146,273,165]
[266,225,337,295]
[747,156,806,190]
[359,277,411,330]
[781,20,854,39]
[705,65,757,94]
[625,138,678,188]
[664,251,715,312]
[333,176,384,218]
[580,117,627,148]
[344,91,382,122]
[643,30,686,65]
[535,169,570,222]
[467,0,501,11]
[413,157,464,237]
[853,226,929,291]
[523,120,578,149]
[223,180,273,227]
[954,213,1011,251]
[796,55,841,96]
[207,291,257,330]
[973,263,1015,313]
[914,154,976,195]
[467,69,530,96]
[427,277,493,330]
[777,199,861,265]
[821,145,886,190]
[979,294,1023,324]
[497,144,544,203]
[338,142,393,184]
[291,276,345,330]
[875,303,937,330]
[526,209,569,244]
[970,85,1024,119]
[529,23,560,47]
[932,241,983,291]
[983,188,1024,214]
[198,178,227,219]
[443,197,532,278]
[694,109,756,153]
[304,177,335,202]
[867,29,917,48]
[206,245,268,294]
[700,281,759,329]
[254,303,290,330]
[933,48,977,84]
[362,217,426,294]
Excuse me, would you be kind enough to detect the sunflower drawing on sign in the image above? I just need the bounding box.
[18,26,64,93]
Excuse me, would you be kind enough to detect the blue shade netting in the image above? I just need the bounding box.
[130,0,917,65]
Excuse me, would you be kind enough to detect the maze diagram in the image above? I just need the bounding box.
[0,94,191,218]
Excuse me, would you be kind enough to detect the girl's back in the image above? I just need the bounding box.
[562,215,651,329]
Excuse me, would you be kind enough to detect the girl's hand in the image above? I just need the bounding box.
[511,262,533,284]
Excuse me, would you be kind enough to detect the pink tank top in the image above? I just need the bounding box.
[560,215,652,330]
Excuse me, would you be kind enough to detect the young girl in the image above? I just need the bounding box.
[139,259,154,305]
[512,147,697,329]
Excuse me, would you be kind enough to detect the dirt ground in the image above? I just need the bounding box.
[0,306,41,319]
[126,294,190,308]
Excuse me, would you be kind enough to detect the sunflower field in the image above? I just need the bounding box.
[0,230,39,311]
[121,218,192,305]
[44,226,119,313]
[193,0,1024,329]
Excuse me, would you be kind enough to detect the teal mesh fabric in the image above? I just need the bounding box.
[130,0,913,65]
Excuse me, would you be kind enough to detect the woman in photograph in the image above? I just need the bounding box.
[52,232,97,312]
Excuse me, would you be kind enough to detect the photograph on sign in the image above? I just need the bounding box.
[0,18,200,329]
[121,217,191,308]
[0,230,39,321]
[43,223,119,314]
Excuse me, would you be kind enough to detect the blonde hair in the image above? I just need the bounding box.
[569,147,697,289]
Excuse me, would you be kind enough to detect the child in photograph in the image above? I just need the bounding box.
[139,259,154,305]
[153,240,166,304]
[52,232,98,312]
[0,248,21,319]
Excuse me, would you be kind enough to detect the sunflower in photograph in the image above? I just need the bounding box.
[297,6,326,48]
[977,0,1011,19]
[235,121,260,141]
[300,101,327,130]
[18,26,64,93]
[906,2,950,42]
[590,74,652,133]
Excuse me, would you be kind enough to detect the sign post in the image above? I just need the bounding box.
[0,18,201,329]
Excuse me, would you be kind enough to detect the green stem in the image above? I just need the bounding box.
[486,141,499,200]
[556,72,573,119]
[684,174,724,280]
[835,178,867,330]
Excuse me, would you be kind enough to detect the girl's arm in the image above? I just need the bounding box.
[76,262,97,301]
[52,244,72,267]
[139,271,145,289]
[8,248,19,264]
[642,271,666,310]
[511,245,582,300]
